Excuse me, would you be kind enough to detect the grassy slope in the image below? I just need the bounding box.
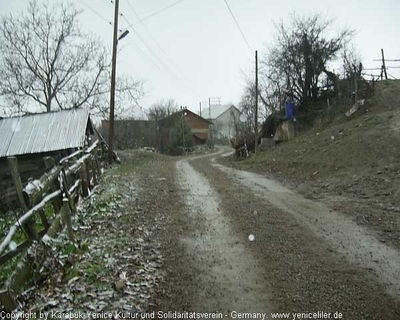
[225,80,400,246]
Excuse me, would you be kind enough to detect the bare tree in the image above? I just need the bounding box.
[342,46,363,80]
[259,63,288,114]
[146,98,178,122]
[267,14,353,110]
[0,0,143,116]
[238,80,257,131]
[101,74,144,120]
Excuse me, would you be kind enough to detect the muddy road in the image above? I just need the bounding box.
[154,149,400,319]
[18,149,400,317]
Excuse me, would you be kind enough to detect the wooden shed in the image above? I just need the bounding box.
[0,108,95,212]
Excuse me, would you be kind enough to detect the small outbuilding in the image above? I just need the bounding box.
[0,108,96,212]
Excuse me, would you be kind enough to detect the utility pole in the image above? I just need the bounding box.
[108,0,120,164]
[208,97,211,120]
[254,50,258,155]
[199,102,202,117]
[381,49,388,80]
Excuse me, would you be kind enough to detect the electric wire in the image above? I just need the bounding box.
[125,1,202,98]
[126,1,175,65]
[120,13,202,100]
[373,59,400,62]
[132,0,187,25]
[120,13,176,77]
[80,0,112,25]
[101,1,203,101]
[125,36,166,75]
[223,0,252,54]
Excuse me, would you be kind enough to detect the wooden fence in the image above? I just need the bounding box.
[0,140,106,311]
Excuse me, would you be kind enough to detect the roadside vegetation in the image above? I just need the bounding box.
[234,13,364,151]
[17,150,172,311]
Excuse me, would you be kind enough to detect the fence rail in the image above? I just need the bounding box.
[0,139,107,311]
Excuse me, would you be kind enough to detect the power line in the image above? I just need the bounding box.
[124,37,164,72]
[120,13,202,99]
[80,0,112,25]
[364,66,400,71]
[126,1,175,63]
[223,0,252,54]
[125,1,202,98]
[120,13,176,77]
[373,59,400,62]
[132,0,187,25]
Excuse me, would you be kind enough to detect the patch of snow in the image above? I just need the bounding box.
[9,240,17,251]
[25,179,44,194]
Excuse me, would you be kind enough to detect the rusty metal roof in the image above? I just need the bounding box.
[0,108,91,157]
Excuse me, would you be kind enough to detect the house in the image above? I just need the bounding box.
[158,107,211,149]
[200,104,242,140]
[0,108,96,212]
[101,120,158,150]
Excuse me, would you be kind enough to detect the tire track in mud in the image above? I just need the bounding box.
[209,158,400,300]
[189,151,400,318]
[176,158,273,314]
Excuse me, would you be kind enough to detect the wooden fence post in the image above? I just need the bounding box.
[61,162,75,211]
[43,156,62,214]
[85,158,92,188]
[7,157,38,241]
[94,151,101,175]
[80,162,89,197]
[38,210,50,231]
[91,157,98,186]
[61,198,74,242]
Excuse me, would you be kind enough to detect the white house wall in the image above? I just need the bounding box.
[213,107,241,139]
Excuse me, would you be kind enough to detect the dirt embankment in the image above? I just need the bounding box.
[222,80,400,249]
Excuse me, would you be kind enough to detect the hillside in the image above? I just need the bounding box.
[223,80,400,248]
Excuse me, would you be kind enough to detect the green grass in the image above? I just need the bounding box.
[0,255,18,285]
[81,261,108,284]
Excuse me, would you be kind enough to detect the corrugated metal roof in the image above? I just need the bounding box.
[0,108,90,157]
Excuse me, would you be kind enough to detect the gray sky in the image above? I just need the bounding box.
[1,0,399,118]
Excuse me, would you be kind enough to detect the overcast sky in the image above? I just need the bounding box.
[1,0,399,118]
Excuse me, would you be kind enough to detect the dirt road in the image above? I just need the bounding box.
[19,149,400,318]
[155,149,400,319]
[176,157,272,313]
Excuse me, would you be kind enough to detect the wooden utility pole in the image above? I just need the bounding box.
[208,97,211,119]
[254,50,258,155]
[381,49,388,80]
[108,0,120,164]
